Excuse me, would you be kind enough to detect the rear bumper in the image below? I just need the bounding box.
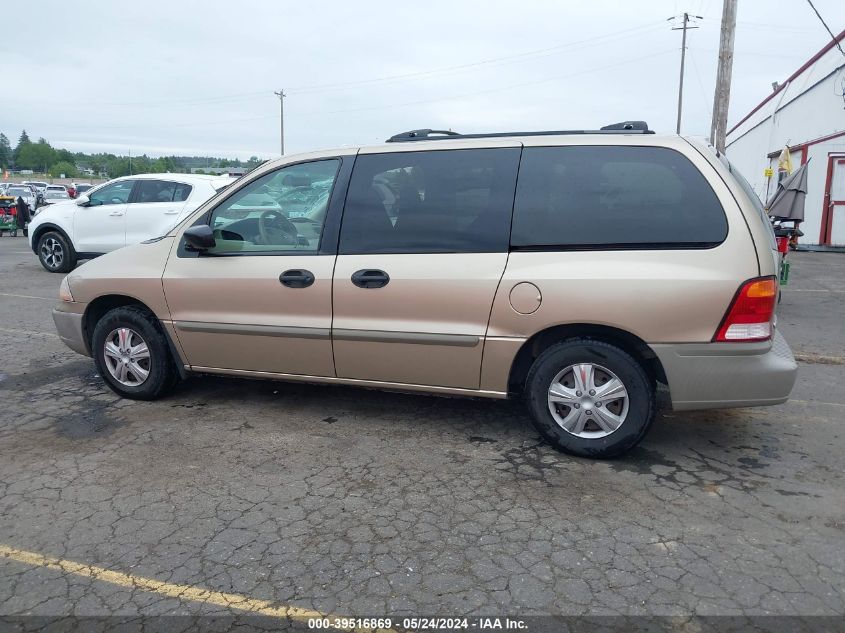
[650,330,797,411]
[52,303,89,357]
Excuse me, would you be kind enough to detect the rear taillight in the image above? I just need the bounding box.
[714,276,778,342]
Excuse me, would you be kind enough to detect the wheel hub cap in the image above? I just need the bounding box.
[547,363,629,439]
[103,327,151,387]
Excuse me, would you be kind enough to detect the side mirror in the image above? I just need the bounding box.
[75,195,89,206]
[183,224,216,251]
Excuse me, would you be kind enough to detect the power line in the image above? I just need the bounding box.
[687,48,713,121]
[805,0,845,57]
[23,20,666,109]
[700,17,818,32]
[293,49,676,119]
[286,21,666,95]
[34,49,676,133]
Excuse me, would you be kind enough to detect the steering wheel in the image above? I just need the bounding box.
[258,209,298,245]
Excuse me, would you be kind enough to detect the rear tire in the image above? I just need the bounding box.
[525,339,655,458]
[37,230,77,273]
[92,306,179,400]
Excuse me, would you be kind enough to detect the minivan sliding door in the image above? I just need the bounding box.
[331,145,521,390]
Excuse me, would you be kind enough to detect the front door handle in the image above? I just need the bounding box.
[109,211,124,217]
[351,269,390,289]
[279,269,315,288]
[164,210,179,215]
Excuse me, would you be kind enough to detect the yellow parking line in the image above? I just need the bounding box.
[782,288,845,293]
[0,327,58,338]
[0,292,54,301]
[0,544,394,632]
[788,398,845,408]
[793,352,845,365]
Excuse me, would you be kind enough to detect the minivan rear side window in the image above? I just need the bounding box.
[339,148,520,254]
[511,146,728,249]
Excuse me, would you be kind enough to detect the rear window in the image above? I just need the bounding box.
[511,146,728,249]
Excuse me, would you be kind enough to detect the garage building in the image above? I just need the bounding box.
[726,28,845,247]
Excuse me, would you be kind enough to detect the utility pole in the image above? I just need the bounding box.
[710,0,738,152]
[128,149,132,175]
[274,89,286,156]
[670,13,701,134]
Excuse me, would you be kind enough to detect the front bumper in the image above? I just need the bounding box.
[651,330,798,411]
[52,303,89,357]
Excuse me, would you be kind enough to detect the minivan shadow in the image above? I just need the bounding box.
[168,374,771,465]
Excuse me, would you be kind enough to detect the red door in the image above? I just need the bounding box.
[821,156,845,246]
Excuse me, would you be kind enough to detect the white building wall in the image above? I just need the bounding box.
[725,44,845,245]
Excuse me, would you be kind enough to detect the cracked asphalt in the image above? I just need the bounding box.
[0,239,844,621]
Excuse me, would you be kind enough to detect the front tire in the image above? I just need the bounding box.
[92,306,179,400]
[525,339,655,458]
[37,231,77,273]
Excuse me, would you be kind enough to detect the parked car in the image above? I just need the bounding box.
[29,173,233,273]
[45,184,69,197]
[5,185,37,212]
[42,188,71,205]
[49,124,797,458]
[73,183,94,196]
[22,181,48,205]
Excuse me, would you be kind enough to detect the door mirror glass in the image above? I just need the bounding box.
[184,225,216,251]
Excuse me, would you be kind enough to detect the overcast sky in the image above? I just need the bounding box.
[4,0,844,160]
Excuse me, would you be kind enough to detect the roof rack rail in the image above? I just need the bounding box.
[386,129,461,143]
[385,121,653,142]
[600,120,650,131]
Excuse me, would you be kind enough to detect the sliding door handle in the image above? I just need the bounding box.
[351,269,390,289]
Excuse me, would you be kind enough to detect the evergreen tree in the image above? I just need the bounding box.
[13,129,32,164]
[0,133,11,168]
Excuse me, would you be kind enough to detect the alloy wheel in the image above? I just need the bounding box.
[40,238,64,269]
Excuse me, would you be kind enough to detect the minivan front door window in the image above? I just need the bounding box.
[205,160,339,254]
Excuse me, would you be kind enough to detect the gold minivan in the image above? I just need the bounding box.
[52,124,797,457]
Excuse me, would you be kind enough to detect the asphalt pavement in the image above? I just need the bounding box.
[0,239,843,627]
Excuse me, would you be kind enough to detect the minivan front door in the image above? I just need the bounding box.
[331,146,520,390]
[163,158,348,377]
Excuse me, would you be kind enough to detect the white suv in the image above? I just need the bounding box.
[29,173,233,272]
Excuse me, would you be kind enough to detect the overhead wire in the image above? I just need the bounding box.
[32,20,667,108]
[40,48,677,132]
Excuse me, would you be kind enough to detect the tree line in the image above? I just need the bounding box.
[0,130,264,179]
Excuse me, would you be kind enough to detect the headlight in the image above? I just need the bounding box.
[59,277,74,302]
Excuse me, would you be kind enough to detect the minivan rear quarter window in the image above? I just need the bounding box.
[511,146,728,249]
